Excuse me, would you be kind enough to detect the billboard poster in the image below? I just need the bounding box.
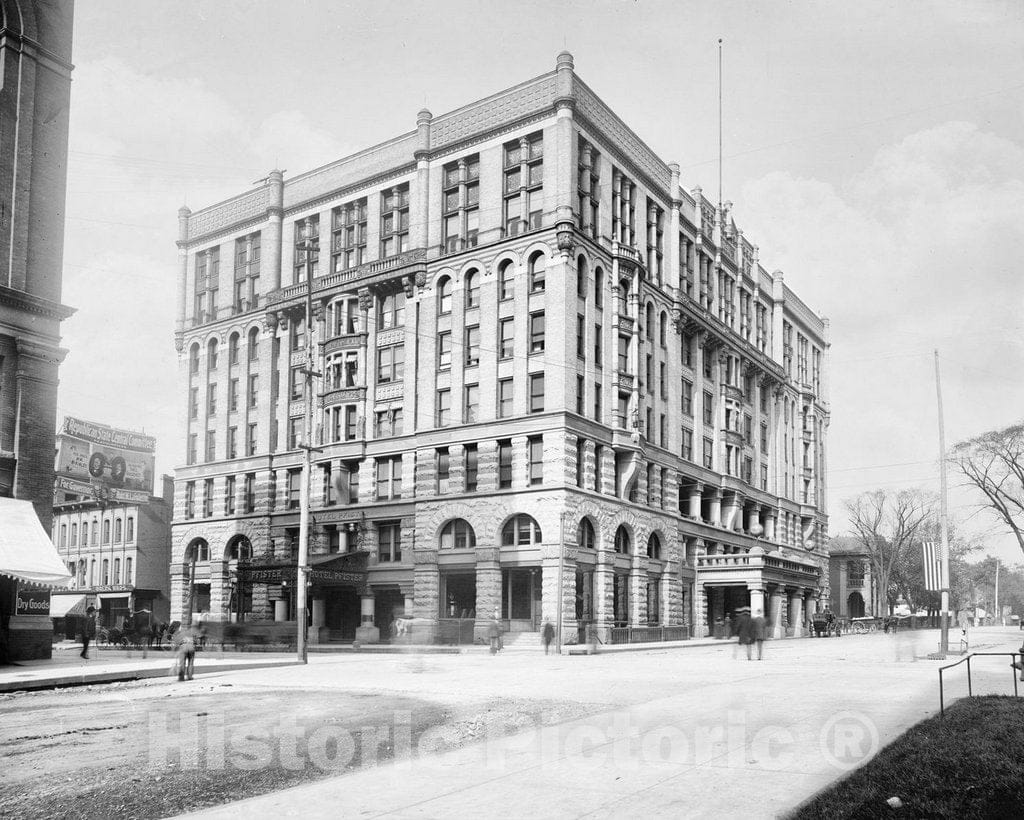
[55,417,156,504]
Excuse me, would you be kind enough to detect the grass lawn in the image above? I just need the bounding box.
[793,696,1024,819]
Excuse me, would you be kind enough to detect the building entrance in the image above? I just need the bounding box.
[440,572,476,619]
[501,568,539,630]
[323,587,360,641]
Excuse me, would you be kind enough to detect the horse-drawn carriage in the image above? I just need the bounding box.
[99,611,178,649]
[811,610,842,637]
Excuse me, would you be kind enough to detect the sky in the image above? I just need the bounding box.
[61,0,1024,565]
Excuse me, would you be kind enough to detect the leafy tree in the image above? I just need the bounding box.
[951,422,1024,559]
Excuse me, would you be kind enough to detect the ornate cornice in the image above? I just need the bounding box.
[0,285,75,322]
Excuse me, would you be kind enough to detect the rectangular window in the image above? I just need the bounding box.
[437,332,452,370]
[593,444,603,492]
[375,456,402,500]
[344,406,358,441]
[703,437,714,469]
[744,414,753,445]
[498,378,514,418]
[529,312,545,353]
[189,387,198,419]
[290,366,304,401]
[464,383,479,423]
[703,391,714,426]
[499,318,514,359]
[343,459,361,504]
[227,426,238,460]
[498,439,513,489]
[207,383,217,416]
[436,389,451,427]
[761,464,769,491]
[185,481,195,519]
[377,292,406,329]
[682,333,693,368]
[205,430,216,462]
[203,478,214,517]
[320,462,336,506]
[682,379,693,416]
[228,379,239,412]
[464,325,480,367]
[248,374,258,408]
[331,198,367,272]
[287,469,301,509]
[681,428,693,461]
[576,437,586,487]
[659,362,668,399]
[576,314,586,358]
[529,373,544,413]
[376,344,404,383]
[618,336,629,372]
[288,417,302,450]
[528,435,543,485]
[436,447,450,494]
[246,423,257,456]
[594,382,602,421]
[377,522,402,562]
[576,374,585,415]
[380,185,410,257]
[464,444,478,492]
[660,413,667,448]
[594,323,602,364]
[761,422,769,451]
[293,217,320,282]
[244,473,255,513]
[225,475,236,515]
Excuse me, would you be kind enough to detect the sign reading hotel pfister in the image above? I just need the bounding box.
[55,417,156,504]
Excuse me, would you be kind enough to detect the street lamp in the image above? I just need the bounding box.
[296,218,320,663]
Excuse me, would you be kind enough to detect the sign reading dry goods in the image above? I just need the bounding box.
[16,587,51,616]
[55,416,156,503]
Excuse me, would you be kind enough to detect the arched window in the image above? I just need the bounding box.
[645,303,654,339]
[502,515,543,546]
[248,327,259,361]
[440,519,477,550]
[228,332,240,366]
[576,255,588,299]
[647,533,662,560]
[102,520,111,544]
[71,523,78,546]
[227,534,252,561]
[59,524,67,547]
[464,269,480,309]
[617,279,630,314]
[437,276,452,314]
[499,259,515,300]
[189,342,200,375]
[208,338,219,370]
[529,252,546,293]
[77,559,87,586]
[660,312,668,346]
[125,557,133,584]
[114,518,122,543]
[614,525,631,554]
[577,518,596,551]
[126,517,135,542]
[594,266,604,308]
[91,519,99,545]
[101,559,109,585]
[186,539,210,563]
[113,558,121,584]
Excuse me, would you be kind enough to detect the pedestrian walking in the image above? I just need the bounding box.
[750,612,766,660]
[488,611,502,655]
[80,606,97,659]
[174,623,199,681]
[541,620,555,655]
[734,607,754,660]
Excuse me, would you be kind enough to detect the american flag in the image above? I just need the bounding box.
[922,541,944,591]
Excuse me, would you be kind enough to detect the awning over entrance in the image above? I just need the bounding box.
[0,498,73,588]
[49,594,88,618]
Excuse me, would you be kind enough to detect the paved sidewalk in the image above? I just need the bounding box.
[0,648,301,692]
[180,628,1024,819]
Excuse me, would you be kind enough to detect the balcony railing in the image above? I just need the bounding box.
[608,625,690,645]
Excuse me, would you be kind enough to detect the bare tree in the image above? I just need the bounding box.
[843,489,937,615]
[951,422,1024,559]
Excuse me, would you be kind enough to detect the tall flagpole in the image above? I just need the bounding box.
[718,38,723,213]
[935,350,950,655]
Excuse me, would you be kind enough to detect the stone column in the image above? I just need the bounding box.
[310,598,326,645]
[542,543,577,646]
[265,170,284,292]
[273,600,288,622]
[593,551,615,643]
[668,162,681,292]
[764,510,776,542]
[746,506,761,535]
[748,585,766,619]
[788,589,805,637]
[412,551,439,622]
[474,547,502,642]
[355,593,380,643]
[709,488,722,527]
[769,586,785,639]
[688,482,702,519]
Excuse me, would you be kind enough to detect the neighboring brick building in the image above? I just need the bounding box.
[49,476,175,634]
[828,536,875,619]
[171,52,830,644]
[0,0,75,662]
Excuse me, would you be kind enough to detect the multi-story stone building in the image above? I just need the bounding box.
[0,0,75,661]
[171,52,830,644]
[49,476,174,634]
[828,536,874,619]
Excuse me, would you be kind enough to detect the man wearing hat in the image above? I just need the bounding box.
[735,606,755,660]
[81,606,97,659]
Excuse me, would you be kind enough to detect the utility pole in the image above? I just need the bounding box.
[995,557,1000,625]
[296,218,320,664]
[935,351,951,656]
[555,511,565,655]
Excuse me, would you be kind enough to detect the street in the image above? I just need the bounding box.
[1,628,1020,819]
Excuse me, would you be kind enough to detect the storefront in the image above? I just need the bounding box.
[0,498,73,662]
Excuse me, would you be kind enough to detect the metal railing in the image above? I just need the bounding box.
[938,652,1021,717]
[608,625,690,645]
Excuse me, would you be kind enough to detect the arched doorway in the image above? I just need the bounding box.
[847,591,865,618]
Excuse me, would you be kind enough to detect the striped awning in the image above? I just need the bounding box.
[0,498,73,588]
